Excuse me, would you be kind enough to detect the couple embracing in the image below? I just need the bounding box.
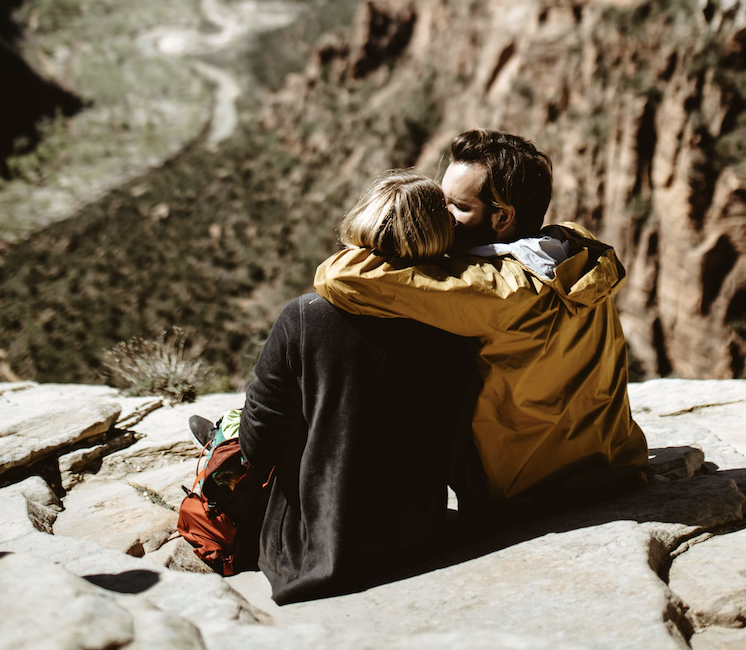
[236,128,648,604]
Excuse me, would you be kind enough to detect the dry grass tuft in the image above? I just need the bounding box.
[102,328,209,402]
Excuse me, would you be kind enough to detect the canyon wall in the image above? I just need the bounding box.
[261,0,746,379]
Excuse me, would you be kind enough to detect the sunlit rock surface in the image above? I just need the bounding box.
[1,379,746,648]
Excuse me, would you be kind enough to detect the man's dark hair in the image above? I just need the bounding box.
[450,129,553,239]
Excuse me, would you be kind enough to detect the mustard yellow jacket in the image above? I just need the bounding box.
[314,223,648,501]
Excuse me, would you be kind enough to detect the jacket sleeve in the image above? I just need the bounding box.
[238,300,303,470]
[313,248,532,338]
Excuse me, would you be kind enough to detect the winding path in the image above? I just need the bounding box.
[137,0,302,150]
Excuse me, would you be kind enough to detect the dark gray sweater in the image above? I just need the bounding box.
[239,293,478,604]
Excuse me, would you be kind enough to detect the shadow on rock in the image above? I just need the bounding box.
[84,569,160,594]
[351,448,746,595]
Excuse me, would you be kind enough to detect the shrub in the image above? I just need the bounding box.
[102,328,208,402]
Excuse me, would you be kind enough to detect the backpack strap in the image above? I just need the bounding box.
[191,438,215,493]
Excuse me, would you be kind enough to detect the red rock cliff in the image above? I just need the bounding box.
[263,0,746,379]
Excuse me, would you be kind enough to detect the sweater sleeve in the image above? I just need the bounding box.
[238,299,303,470]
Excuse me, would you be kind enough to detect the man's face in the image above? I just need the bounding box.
[442,162,496,249]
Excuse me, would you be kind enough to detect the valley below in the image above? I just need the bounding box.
[3,0,746,388]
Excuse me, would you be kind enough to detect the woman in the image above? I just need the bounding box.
[237,171,480,604]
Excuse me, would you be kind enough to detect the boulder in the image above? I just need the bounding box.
[0,552,207,650]
[669,526,746,630]
[0,476,270,643]
[0,384,121,479]
[59,431,140,490]
[144,536,215,574]
[688,627,746,650]
[54,478,179,556]
[645,445,705,482]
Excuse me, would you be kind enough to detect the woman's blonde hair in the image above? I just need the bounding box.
[340,170,454,263]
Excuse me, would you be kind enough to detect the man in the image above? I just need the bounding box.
[314,129,649,507]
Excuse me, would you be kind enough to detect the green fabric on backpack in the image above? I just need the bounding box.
[220,408,242,441]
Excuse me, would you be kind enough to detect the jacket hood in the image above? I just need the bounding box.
[540,222,627,315]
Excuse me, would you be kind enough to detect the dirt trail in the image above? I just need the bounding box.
[137,0,302,150]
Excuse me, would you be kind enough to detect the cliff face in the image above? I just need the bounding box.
[262,0,746,379]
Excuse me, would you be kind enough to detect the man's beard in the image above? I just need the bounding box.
[452,218,499,252]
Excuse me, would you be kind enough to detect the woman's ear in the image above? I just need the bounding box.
[491,205,517,241]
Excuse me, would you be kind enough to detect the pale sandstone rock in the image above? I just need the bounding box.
[54,478,179,555]
[630,379,746,460]
[0,384,167,489]
[19,386,165,428]
[127,462,197,511]
[689,627,746,650]
[206,625,594,650]
[14,383,120,400]
[629,380,746,508]
[0,478,269,639]
[669,526,746,628]
[0,534,592,650]
[6,474,62,510]
[59,430,139,489]
[3,380,746,650]
[116,396,164,429]
[0,385,121,478]
[629,379,746,420]
[0,552,207,650]
[0,381,38,396]
[645,445,705,482]
[144,536,214,574]
[227,476,745,649]
[1,475,62,535]
[98,393,242,479]
[0,482,59,539]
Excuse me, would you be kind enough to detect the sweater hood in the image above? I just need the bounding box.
[464,236,570,281]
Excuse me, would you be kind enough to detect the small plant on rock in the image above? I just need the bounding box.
[102,328,209,402]
[128,482,176,511]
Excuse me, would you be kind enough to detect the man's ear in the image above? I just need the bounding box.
[491,205,517,239]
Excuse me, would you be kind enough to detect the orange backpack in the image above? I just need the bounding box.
[177,438,273,576]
